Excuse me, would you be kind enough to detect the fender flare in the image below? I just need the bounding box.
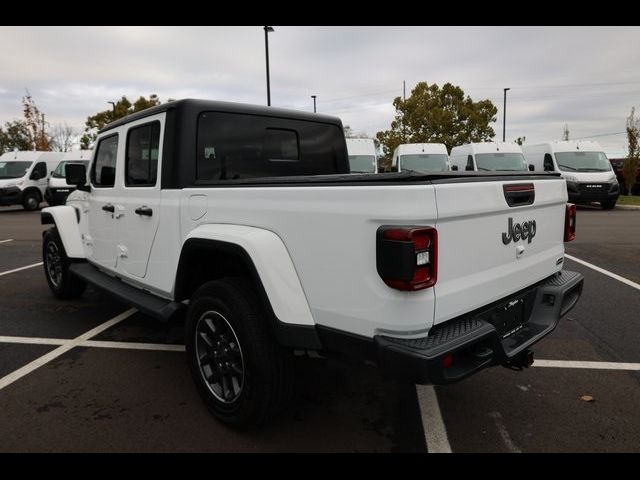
[175,224,321,349]
[41,206,85,259]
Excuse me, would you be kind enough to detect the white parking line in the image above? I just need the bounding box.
[565,254,640,291]
[534,359,640,370]
[0,262,43,277]
[0,336,66,346]
[0,239,13,244]
[416,385,452,453]
[0,335,185,352]
[0,308,136,392]
[81,340,185,352]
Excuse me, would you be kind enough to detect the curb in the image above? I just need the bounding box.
[615,204,640,210]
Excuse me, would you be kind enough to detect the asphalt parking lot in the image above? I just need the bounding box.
[0,203,639,452]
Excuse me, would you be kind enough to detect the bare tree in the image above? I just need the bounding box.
[50,123,79,152]
[623,107,640,195]
[343,124,370,139]
[562,123,570,141]
[22,90,49,150]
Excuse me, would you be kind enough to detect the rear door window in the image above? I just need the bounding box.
[125,122,160,187]
[196,112,346,181]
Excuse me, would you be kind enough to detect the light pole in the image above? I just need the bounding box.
[264,26,274,106]
[108,101,116,121]
[503,88,510,142]
[311,95,317,113]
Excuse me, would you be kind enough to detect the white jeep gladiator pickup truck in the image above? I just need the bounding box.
[41,99,583,427]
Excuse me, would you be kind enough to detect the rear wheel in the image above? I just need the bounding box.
[185,278,294,428]
[23,190,41,211]
[42,228,86,299]
[601,199,617,210]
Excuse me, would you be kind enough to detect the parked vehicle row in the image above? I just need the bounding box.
[0,150,93,210]
[346,138,621,210]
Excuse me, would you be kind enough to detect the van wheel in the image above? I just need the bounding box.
[185,278,294,429]
[23,191,41,211]
[42,228,86,299]
[601,199,617,210]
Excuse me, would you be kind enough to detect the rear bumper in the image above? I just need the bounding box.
[370,270,583,384]
[0,186,22,206]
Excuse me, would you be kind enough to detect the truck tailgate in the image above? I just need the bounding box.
[433,177,568,325]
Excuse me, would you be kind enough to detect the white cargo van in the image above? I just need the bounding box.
[391,143,449,173]
[0,150,65,210]
[45,150,93,206]
[450,142,528,172]
[346,138,377,173]
[522,140,619,209]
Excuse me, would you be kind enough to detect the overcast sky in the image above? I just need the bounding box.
[1,26,638,155]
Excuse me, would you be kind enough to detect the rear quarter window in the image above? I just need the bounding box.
[196,112,347,182]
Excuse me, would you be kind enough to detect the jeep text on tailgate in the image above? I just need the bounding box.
[40,99,584,427]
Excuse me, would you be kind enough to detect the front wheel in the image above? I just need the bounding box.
[43,228,86,299]
[601,199,617,210]
[23,191,41,211]
[185,278,294,428]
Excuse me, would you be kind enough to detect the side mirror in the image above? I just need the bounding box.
[66,163,87,186]
[451,165,458,171]
[528,164,535,171]
[30,171,42,181]
[465,165,474,171]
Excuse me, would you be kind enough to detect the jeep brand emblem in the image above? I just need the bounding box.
[502,218,536,245]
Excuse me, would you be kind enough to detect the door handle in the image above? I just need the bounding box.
[102,204,115,213]
[134,206,153,217]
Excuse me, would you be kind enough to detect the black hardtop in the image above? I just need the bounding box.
[100,98,343,133]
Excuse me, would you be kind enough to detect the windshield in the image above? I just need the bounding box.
[400,154,448,173]
[555,151,612,172]
[349,155,376,173]
[52,160,89,178]
[0,161,32,179]
[475,153,527,171]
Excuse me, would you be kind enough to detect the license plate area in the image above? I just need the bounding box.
[492,296,527,339]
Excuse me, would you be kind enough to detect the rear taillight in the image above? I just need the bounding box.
[564,203,576,242]
[376,226,438,291]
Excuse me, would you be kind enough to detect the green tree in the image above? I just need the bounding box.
[0,120,32,154]
[623,107,640,195]
[80,94,161,149]
[376,81,497,168]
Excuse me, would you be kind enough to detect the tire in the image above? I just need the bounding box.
[185,277,294,428]
[601,199,617,210]
[22,190,41,211]
[42,228,87,299]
